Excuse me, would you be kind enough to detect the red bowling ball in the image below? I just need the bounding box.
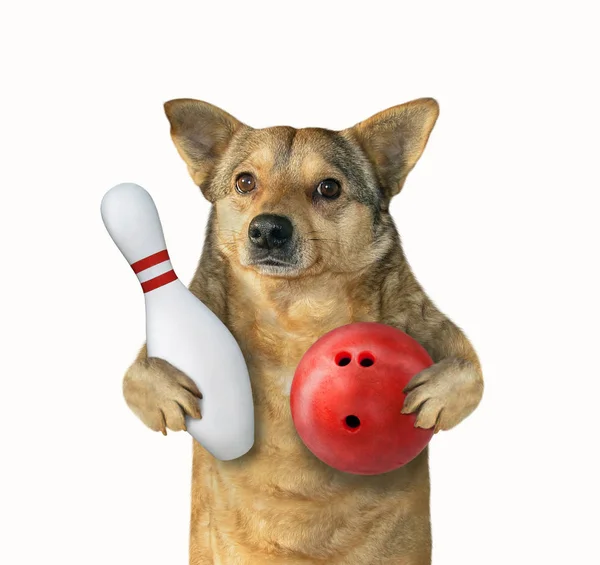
[290,322,435,475]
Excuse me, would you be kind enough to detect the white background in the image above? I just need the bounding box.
[1,1,599,564]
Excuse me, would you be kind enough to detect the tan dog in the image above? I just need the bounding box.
[122,98,483,564]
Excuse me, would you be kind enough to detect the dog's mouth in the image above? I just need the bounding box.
[250,255,302,276]
[246,246,305,276]
[254,258,293,267]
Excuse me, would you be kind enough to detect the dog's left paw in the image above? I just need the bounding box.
[400,358,483,433]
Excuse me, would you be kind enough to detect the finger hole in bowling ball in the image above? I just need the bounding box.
[344,415,361,430]
[335,352,352,366]
[358,352,375,367]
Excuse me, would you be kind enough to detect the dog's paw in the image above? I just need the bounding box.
[123,357,202,435]
[400,358,482,433]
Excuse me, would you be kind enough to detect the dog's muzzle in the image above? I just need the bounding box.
[247,214,298,268]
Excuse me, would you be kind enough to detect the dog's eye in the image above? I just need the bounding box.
[316,179,341,199]
[236,173,256,194]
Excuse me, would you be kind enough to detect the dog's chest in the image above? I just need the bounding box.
[227,279,379,454]
[229,279,378,387]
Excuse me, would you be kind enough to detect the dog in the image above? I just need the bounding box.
[122,97,484,564]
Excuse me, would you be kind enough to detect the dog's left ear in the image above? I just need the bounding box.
[164,99,246,201]
[345,98,439,198]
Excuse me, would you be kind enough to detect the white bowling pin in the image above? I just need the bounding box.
[101,182,255,461]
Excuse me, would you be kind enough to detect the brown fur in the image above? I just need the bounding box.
[122,98,483,564]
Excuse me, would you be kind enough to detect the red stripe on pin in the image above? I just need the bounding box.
[131,250,170,273]
[141,270,178,293]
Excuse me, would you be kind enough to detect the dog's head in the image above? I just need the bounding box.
[164,98,438,279]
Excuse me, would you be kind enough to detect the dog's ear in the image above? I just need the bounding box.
[164,99,245,201]
[346,98,439,199]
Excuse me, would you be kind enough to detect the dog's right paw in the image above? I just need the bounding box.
[123,357,202,435]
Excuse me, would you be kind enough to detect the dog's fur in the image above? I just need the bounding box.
[122,98,483,564]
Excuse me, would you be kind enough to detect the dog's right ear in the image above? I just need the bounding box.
[164,99,245,201]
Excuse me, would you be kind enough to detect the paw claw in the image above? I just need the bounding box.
[412,398,442,431]
[403,367,433,393]
[433,409,445,433]
[402,388,427,415]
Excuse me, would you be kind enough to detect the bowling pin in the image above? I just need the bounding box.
[101,183,255,461]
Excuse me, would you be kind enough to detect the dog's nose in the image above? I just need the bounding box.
[248,214,294,249]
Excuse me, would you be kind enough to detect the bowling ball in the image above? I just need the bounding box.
[290,322,435,475]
